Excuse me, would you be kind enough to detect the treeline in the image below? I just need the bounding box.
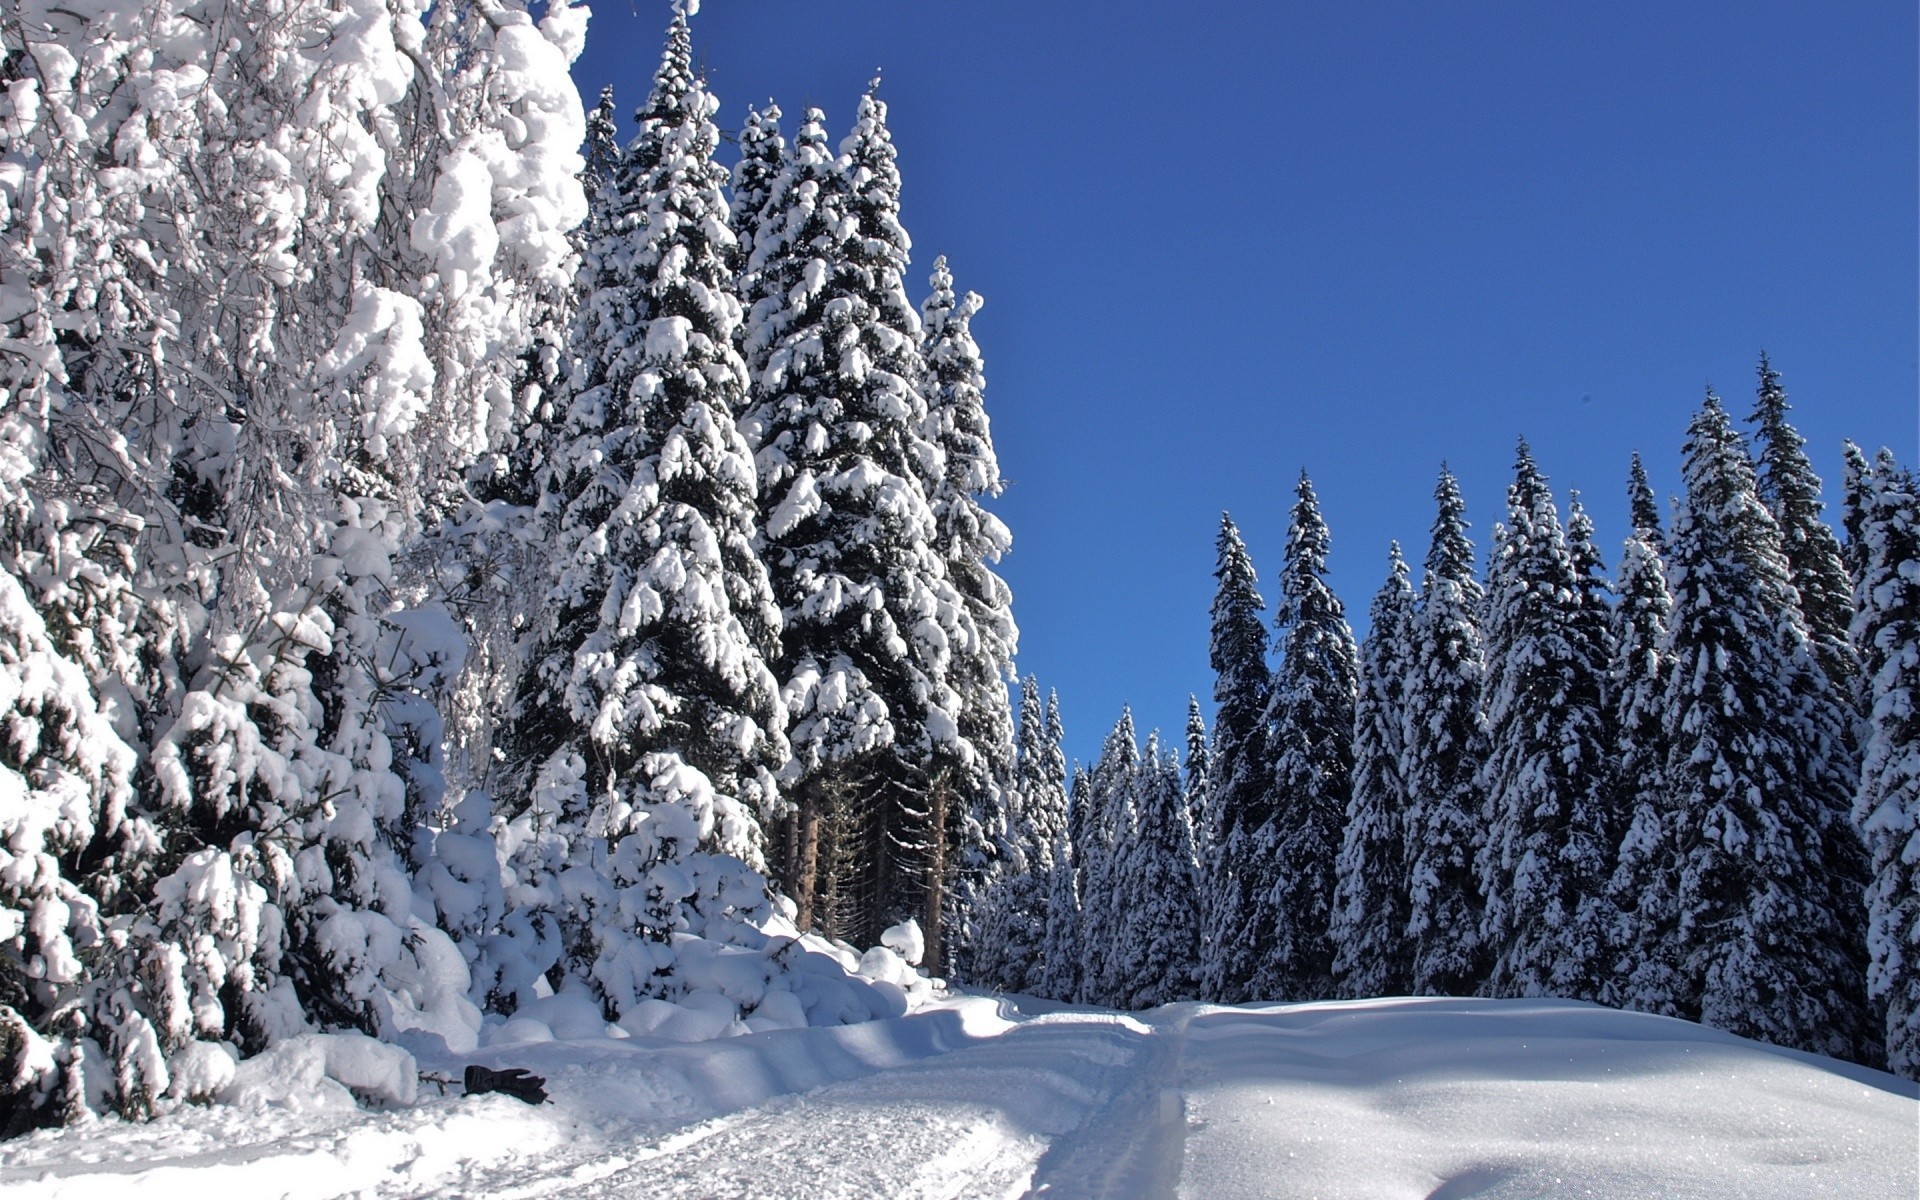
[956,366,1920,1081]
[0,5,1021,1132]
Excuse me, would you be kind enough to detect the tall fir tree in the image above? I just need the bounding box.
[1847,448,1920,1078]
[1748,354,1860,707]
[1402,467,1490,996]
[1605,459,1679,1012]
[742,90,969,949]
[1183,696,1212,858]
[1044,756,1090,998]
[1475,444,1614,1000]
[1332,543,1415,999]
[730,102,785,280]
[1113,735,1203,1010]
[921,255,1019,975]
[1252,472,1357,1001]
[504,10,788,1020]
[1199,514,1273,1003]
[1649,393,1871,1059]
[1077,710,1139,1006]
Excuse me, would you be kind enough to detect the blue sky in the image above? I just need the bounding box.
[575,1,1918,768]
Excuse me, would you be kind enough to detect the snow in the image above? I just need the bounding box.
[1,996,1909,1198]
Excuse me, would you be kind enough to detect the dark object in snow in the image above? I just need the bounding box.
[464,1065,548,1105]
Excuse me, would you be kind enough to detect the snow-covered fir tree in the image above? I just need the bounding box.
[1749,355,1860,708]
[502,10,787,1021]
[1199,514,1274,1003]
[730,102,785,293]
[921,256,1019,978]
[742,90,969,950]
[1183,697,1212,859]
[1648,393,1871,1059]
[971,678,1067,995]
[1331,543,1415,999]
[1035,695,1080,1001]
[1402,468,1490,996]
[1847,448,1920,1078]
[1077,710,1139,1006]
[1606,459,1679,1012]
[1252,473,1357,1002]
[1112,735,1202,1009]
[1475,444,1614,1000]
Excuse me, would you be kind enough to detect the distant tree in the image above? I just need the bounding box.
[1114,735,1203,1009]
[1402,467,1490,996]
[1183,696,1212,857]
[1847,448,1920,1078]
[1332,543,1416,999]
[1475,444,1614,1001]
[1627,452,1666,554]
[1078,710,1139,1006]
[1253,472,1357,1002]
[1199,515,1274,1003]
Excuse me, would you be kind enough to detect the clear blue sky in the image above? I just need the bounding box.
[576,2,1919,769]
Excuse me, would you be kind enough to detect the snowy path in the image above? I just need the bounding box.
[3,997,1913,1199]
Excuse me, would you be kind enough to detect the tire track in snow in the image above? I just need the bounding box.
[504,1015,1159,1199]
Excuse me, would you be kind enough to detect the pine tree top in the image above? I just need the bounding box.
[1424,465,1480,597]
[1627,451,1664,548]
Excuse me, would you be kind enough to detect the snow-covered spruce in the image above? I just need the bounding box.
[1847,447,1920,1079]
[1401,467,1490,997]
[1076,710,1140,1006]
[1331,543,1416,999]
[1749,355,1860,712]
[1643,394,1871,1060]
[1111,734,1203,1009]
[1199,514,1274,1004]
[1605,459,1679,1013]
[1474,444,1615,1002]
[922,256,1019,983]
[743,89,971,952]
[1252,472,1357,1003]
[497,10,791,1027]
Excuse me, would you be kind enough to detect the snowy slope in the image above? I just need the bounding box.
[1,996,1910,1199]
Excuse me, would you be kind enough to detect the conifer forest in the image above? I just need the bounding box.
[0,0,1915,1148]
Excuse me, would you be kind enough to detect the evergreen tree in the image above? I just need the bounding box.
[1183,696,1212,857]
[1077,710,1138,1006]
[1113,735,1202,1009]
[1402,467,1489,996]
[1082,716,1136,1007]
[1564,492,1618,705]
[1748,354,1860,704]
[1650,393,1871,1059]
[1475,444,1614,1000]
[1627,452,1665,554]
[730,101,785,282]
[743,91,968,948]
[922,255,1019,975]
[1253,472,1357,1002]
[1848,448,1920,1078]
[505,10,787,1019]
[1332,543,1415,999]
[1605,462,1678,1012]
[1199,514,1273,1003]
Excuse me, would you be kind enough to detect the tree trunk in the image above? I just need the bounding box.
[795,784,821,932]
[923,776,948,973]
